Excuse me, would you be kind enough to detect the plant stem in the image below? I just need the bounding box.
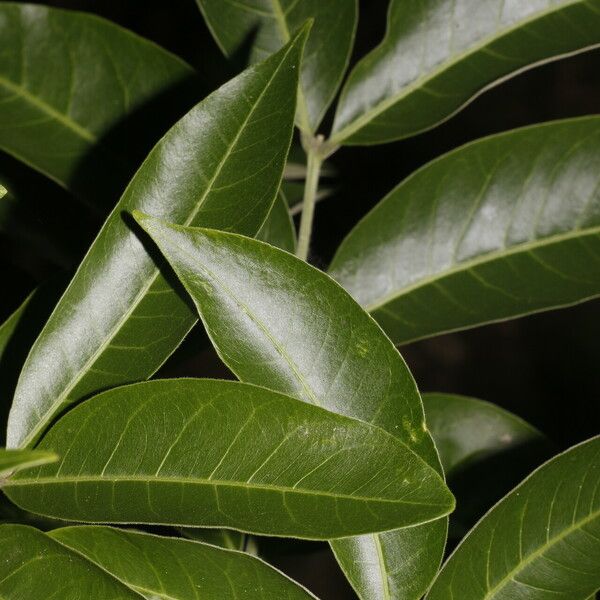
[296,139,323,261]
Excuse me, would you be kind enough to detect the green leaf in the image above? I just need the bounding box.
[257,189,296,252]
[329,117,600,345]
[331,0,600,145]
[0,449,57,478]
[179,527,249,552]
[133,214,451,600]
[423,393,552,538]
[428,436,600,599]
[423,393,545,477]
[4,380,453,538]
[196,0,357,133]
[0,525,316,599]
[0,3,196,204]
[7,30,307,450]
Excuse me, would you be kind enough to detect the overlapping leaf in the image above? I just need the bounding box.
[0,449,56,478]
[0,3,196,204]
[0,524,316,599]
[428,436,600,599]
[7,30,307,449]
[133,215,451,600]
[4,380,453,538]
[196,0,357,133]
[330,117,600,344]
[257,190,296,252]
[423,393,546,477]
[331,0,600,144]
[424,393,552,537]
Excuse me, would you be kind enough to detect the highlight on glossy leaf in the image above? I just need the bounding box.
[132,211,450,600]
[7,27,308,450]
[330,117,600,345]
[428,436,600,599]
[4,379,454,539]
[0,525,317,599]
[331,0,600,144]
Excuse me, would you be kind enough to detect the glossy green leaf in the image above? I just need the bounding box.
[0,449,57,478]
[7,30,307,449]
[428,436,600,599]
[0,3,196,203]
[196,0,357,133]
[423,393,545,477]
[331,0,600,145]
[133,215,451,600]
[0,524,316,599]
[329,117,600,345]
[257,189,296,252]
[4,380,453,538]
[423,393,553,538]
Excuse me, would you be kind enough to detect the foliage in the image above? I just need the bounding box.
[0,2,598,598]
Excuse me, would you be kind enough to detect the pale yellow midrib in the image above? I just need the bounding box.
[331,0,592,142]
[482,507,600,598]
[364,224,600,313]
[6,474,449,506]
[0,74,96,142]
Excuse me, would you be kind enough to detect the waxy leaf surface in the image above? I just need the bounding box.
[135,215,451,600]
[0,3,195,202]
[331,0,600,144]
[330,118,600,344]
[0,449,56,478]
[423,393,545,476]
[7,32,306,449]
[428,436,600,599]
[4,380,453,538]
[423,393,552,537]
[0,524,315,599]
[196,0,357,132]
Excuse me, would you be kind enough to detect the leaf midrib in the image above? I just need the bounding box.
[481,506,600,598]
[0,75,96,143]
[362,224,600,313]
[18,39,296,449]
[331,0,589,142]
[5,474,449,506]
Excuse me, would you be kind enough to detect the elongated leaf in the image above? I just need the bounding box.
[0,449,56,478]
[0,3,197,204]
[257,189,296,252]
[4,380,453,538]
[329,117,600,345]
[7,30,307,449]
[0,525,315,599]
[428,436,600,599]
[331,0,600,145]
[424,393,552,537]
[197,0,357,133]
[423,393,545,476]
[133,215,451,600]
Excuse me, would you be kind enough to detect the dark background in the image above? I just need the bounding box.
[1,2,599,598]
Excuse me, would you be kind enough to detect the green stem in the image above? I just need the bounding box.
[296,142,323,261]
